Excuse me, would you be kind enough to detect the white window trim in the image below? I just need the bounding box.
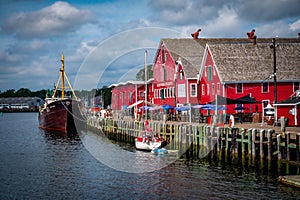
[190,84,197,97]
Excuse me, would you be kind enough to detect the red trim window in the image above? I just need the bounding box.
[202,84,205,95]
[217,83,220,94]
[236,83,243,94]
[262,82,269,93]
[190,84,197,97]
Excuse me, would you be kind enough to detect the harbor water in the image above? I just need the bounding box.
[0,113,299,199]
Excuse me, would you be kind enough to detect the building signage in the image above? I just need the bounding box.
[156,81,173,88]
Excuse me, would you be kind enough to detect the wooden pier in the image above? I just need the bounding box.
[87,117,300,174]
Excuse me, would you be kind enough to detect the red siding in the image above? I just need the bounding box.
[111,83,145,110]
[276,105,300,126]
[153,43,199,106]
[200,50,223,104]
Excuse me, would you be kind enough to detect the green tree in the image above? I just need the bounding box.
[0,89,16,97]
[15,88,32,97]
[136,65,153,81]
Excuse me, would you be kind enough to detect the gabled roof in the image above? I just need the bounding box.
[159,38,205,78]
[108,80,145,88]
[202,38,300,83]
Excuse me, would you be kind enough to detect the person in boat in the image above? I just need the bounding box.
[191,28,201,39]
[247,29,257,45]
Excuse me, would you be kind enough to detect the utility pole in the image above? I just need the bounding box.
[270,38,277,104]
[145,50,148,119]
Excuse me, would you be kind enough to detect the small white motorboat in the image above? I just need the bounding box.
[135,131,162,151]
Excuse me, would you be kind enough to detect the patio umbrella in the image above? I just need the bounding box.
[217,105,227,110]
[162,104,174,109]
[139,106,151,110]
[200,104,215,110]
[149,106,162,111]
[192,104,205,108]
[175,105,190,111]
[233,106,248,111]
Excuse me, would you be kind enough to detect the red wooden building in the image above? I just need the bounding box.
[152,39,204,107]
[275,91,300,126]
[197,38,300,124]
[110,81,146,111]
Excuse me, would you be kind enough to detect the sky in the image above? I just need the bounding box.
[0,0,300,92]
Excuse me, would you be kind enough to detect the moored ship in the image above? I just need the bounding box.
[38,54,86,133]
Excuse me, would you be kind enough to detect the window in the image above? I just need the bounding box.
[190,84,197,97]
[163,67,167,81]
[236,83,243,93]
[202,84,205,95]
[262,100,270,108]
[212,83,215,95]
[178,84,186,97]
[122,92,125,105]
[139,91,145,98]
[207,84,210,95]
[165,88,168,98]
[217,83,220,94]
[129,92,133,103]
[204,66,207,77]
[294,82,300,91]
[173,87,175,97]
[262,82,269,93]
[162,48,165,64]
[160,88,165,99]
[208,66,213,81]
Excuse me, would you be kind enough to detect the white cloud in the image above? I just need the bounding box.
[203,6,241,37]
[2,1,92,38]
[257,21,295,38]
[290,19,300,31]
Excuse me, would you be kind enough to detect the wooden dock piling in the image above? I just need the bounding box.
[88,118,300,172]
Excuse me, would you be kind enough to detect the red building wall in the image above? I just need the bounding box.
[199,50,223,103]
[153,45,176,106]
[276,105,300,126]
[153,44,199,107]
[111,83,145,110]
[225,82,295,113]
[199,48,296,117]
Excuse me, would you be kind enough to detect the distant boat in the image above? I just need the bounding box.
[38,54,86,134]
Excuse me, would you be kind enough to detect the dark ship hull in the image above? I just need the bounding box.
[38,99,86,133]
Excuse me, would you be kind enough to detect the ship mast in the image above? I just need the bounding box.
[51,53,78,101]
[60,53,65,99]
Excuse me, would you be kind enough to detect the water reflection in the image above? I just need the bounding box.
[1,113,300,199]
[79,130,180,173]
